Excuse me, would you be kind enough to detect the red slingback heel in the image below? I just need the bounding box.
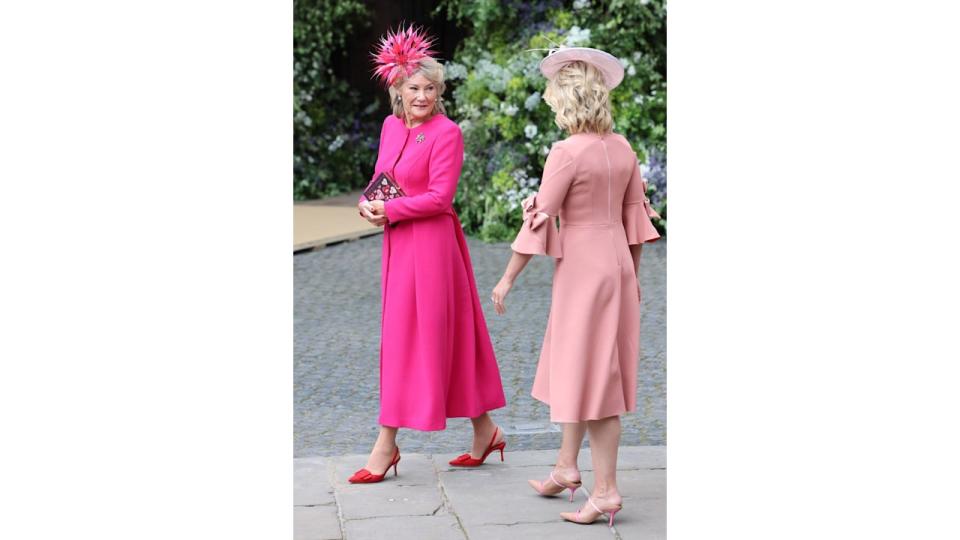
[348,447,401,484]
[448,427,506,467]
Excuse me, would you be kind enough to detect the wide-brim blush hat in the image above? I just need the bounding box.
[539,47,625,90]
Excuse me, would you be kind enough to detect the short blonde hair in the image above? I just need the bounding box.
[543,61,613,135]
[388,57,447,118]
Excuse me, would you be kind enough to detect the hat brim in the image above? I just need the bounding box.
[539,47,625,90]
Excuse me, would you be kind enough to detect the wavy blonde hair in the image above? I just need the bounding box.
[388,57,447,118]
[543,60,613,134]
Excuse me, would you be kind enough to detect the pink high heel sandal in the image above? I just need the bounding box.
[529,471,582,502]
[560,497,623,527]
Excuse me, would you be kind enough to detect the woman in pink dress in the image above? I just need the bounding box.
[491,48,660,525]
[349,26,507,484]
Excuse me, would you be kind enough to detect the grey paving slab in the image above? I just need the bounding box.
[440,466,577,527]
[343,515,464,540]
[294,505,341,540]
[294,235,665,457]
[617,445,667,470]
[333,454,444,521]
[468,520,616,540]
[295,457,335,506]
[609,500,667,540]
[578,468,666,539]
[330,453,438,487]
[293,448,665,540]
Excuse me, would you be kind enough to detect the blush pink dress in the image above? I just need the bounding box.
[362,113,506,431]
[511,132,660,423]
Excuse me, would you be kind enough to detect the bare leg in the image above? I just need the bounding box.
[469,412,503,458]
[560,415,624,524]
[556,421,587,477]
[529,422,586,496]
[362,425,398,473]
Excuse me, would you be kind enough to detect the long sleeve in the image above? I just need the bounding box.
[359,117,391,205]
[383,125,464,223]
[511,144,576,258]
[622,158,661,245]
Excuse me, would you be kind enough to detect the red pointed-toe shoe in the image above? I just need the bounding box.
[449,427,506,467]
[348,447,401,484]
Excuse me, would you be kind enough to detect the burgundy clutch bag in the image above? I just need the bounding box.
[363,171,406,202]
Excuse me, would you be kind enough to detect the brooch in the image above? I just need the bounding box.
[416,132,425,144]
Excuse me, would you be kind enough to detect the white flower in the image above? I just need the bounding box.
[476,58,509,93]
[524,124,538,139]
[524,91,541,111]
[541,145,550,155]
[445,62,468,80]
[628,64,636,76]
[458,119,472,131]
[564,26,591,47]
[502,103,519,117]
[327,135,344,152]
[511,169,529,186]
[573,0,591,10]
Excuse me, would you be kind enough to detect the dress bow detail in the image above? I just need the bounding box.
[521,194,552,230]
[511,192,562,258]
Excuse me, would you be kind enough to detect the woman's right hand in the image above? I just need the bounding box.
[491,277,513,315]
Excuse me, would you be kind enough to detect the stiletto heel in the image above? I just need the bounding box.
[449,427,507,467]
[348,447,401,484]
[529,470,582,500]
[560,496,623,526]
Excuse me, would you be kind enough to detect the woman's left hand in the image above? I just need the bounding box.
[491,278,512,315]
[368,200,386,216]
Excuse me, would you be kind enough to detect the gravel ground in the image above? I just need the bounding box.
[294,234,665,457]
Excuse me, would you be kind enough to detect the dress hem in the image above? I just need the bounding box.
[531,391,635,423]
[378,402,506,432]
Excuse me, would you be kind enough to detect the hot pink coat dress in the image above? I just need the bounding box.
[362,113,506,431]
[511,133,660,423]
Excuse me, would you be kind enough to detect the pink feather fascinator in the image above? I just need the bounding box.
[371,25,437,87]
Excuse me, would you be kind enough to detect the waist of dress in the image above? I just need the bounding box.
[560,221,624,229]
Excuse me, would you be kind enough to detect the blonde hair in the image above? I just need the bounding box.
[388,57,447,118]
[543,61,613,134]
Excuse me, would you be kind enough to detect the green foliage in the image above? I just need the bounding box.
[294,0,380,199]
[438,0,667,240]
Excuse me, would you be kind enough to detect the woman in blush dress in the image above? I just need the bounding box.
[349,26,507,484]
[490,47,660,525]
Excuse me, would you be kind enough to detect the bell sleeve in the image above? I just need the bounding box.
[510,145,576,258]
[383,124,464,223]
[622,158,661,245]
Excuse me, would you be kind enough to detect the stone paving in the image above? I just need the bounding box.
[294,234,665,457]
[294,446,666,540]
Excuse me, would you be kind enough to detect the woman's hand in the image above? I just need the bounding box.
[359,200,388,227]
[491,277,513,315]
[368,200,386,216]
